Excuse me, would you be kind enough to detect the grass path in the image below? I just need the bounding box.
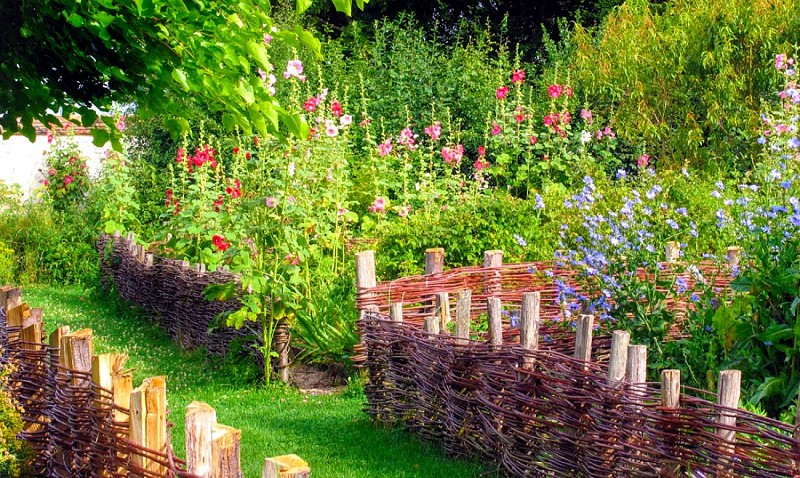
[24,285,491,478]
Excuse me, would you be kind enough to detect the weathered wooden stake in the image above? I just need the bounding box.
[129,385,147,469]
[661,370,680,408]
[455,290,472,345]
[145,377,167,474]
[574,315,594,365]
[186,401,217,478]
[61,329,94,387]
[355,251,377,327]
[519,292,540,368]
[626,345,648,402]
[20,323,42,351]
[389,302,404,323]
[487,297,503,346]
[112,369,132,424]
[726,246,742,269]
[425,248,445,275]
[145,253,154,268]
[607,330,630,385]
[262,454,310,478]
[665,241,680,263]
[49,326,70,367]
[435,292,451,331]
[423,316,440,336]
[716,370,741,478]
[212,423,242,478]
[483,250,503,296]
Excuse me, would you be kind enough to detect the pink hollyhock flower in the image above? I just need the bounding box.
[397,205,412,218]
[340,115,353,127]
[565,87,573,97]
[424,121,442,142]
[359,117,371,128]
[303,96,319,112]
[515,106,525,123]
[543,115,554,127]
[496,85,509,99]
[776,123,789,134]
[46,131,54,143]
[284,60,306,81]
[511,69,525,84]
[265,196,276,208]
[776,54,788,70]
[377,138,393,156]
[325,120,339,137]
[474,158,489,171]
[116,115,126,131]
[603,126,616,138]
[285,254,300,266]
[263,33,273,44]
[637,154,650,168]
[561,111,571,125]
[399,128,417,150]
[580,109,593,125]
[331,101,343,117]
[64,175,73,185]
[43,180,49,186]
[441,144,464,165]
[48,168,56,176]
[491,122,502,136]
[548,84,561,98]
[369,197,387,214]
[529,135,538,145]
[477,145,486,157]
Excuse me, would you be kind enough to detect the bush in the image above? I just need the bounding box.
[570,0,800,170]
[0,360,29,477]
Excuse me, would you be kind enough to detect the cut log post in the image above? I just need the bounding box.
[425,248,445,275]
[726,246,742,269]
[574,315,594,365]
[665,241,680,263]
[20,323,42,351]
[716,370,741,478]
[262,454,311,478]
[61,329,94,387]
[136,245,146,262]
[212,424,242,478]
[389,302,403,323]
[186,401,217,478]
[455,290,472,345]
[483,250,503,296]
[49,326,70,367]
[607,330,630,385]
[112,369,132,424]
[487,297,503,346]
[91,354,114,394]
[145,254,154,268]
[24,307,42,329]
[145,376,167,474]
[660,370,681,475]
[274,319,290,383]
[519,292,540,368]
[626,345,648,403]
[129,385,147,470]
[435,292,451,332]
[355,251,377,331]
[423,316,440,336]
[4,287,23,341]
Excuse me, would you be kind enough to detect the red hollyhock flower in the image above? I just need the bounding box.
[212,234,230,252]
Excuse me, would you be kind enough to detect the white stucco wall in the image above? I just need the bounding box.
[0,135,107,197]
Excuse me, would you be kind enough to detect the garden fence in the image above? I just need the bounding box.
[0,286,310,478]
[97,232,290,381]
[355,247,800,477]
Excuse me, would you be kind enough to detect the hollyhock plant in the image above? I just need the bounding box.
[377,138,393,156]
[424,121,442,142]
[511,69,525,84]
[284,59,305,81]
[496,86,509,99]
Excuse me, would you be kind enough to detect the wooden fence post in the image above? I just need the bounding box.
[355,250,377,319]
[483,250,503,296]
[607,330,630,385]
[423,316,440,336]
[487,297,503,346]
[665,241,680,263]
[455,290,472,345]
[61,329,94,387]
[212,424,242,478]
[145,376,167,474]
[626,345,648,396]
[574,315,594,365]
[425,248,445,275]
[186,401,217,478]
[20,323,43,351]
[519,292,540,368]
[660,369,681,475]
[49,326,70,367]
[389,303,403,323]
[130,385,147,470]
[263,454,310,478]
[435,293,451,332]
[716,370,741,478]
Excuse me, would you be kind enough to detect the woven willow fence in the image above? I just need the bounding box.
[98,232,291,381]
[0,286,310,477]
[355,247,800,477]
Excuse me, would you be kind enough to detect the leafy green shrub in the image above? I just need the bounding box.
[41,124,91,210]
[0,360,29,477]
[570,0,800,170]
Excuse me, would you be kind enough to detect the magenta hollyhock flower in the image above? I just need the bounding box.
[561,111,571,124]
[369,197,386,214]
[511,69,525,84]
[399,128,417,150]
[580,109,593,125]
[63,175,73,185]
[491,122,502,136]
[424,121,442,142]
[377,138,393,156]
[529,135,538,145]
[637,154,650,168]
[331,100,343,117]
[548,84,561,98]
[477,145,486,157]
[496,85,509,99]
[441,144,464,165]
[474,158,489,171]
[776,54,788,70]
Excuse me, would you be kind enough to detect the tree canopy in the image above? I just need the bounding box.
[0,0,364,147]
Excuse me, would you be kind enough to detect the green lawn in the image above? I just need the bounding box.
[23,285,491,478]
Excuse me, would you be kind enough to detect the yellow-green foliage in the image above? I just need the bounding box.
[0,358,27,477]
[571,0,800,169]
[0,241,15,285]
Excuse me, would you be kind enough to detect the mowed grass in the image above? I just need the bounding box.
[22,285,493,478]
